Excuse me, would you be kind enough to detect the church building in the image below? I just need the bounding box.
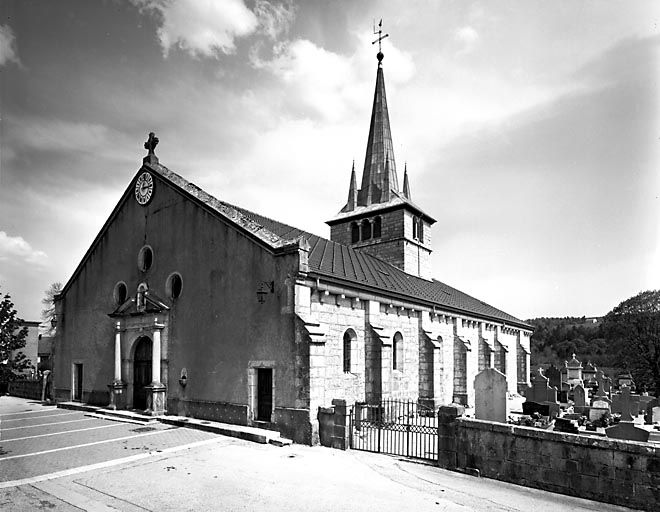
[53,46,532,444]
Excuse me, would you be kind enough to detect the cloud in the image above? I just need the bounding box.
[254,0,296,40]
[133,0,259,58]
[0,232,48,267]
[251,35,415,122]
[454,26,479,53]
[0,24,20,66]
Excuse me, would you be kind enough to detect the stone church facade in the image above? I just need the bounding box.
[53,49,532,444]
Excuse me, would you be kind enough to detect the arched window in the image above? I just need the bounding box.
[412,217,418,240]
[138,245,154,272]
[361,219,372,241]
[343,329,356,373]
[373,216,382,238]
[351,222,360,243]
[113,281,127,306]
[418,219,424,241]
[166,272,183,299]
[393,332,404,371]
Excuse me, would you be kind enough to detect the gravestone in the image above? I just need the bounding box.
[554,417,579,433]
[573,384,586,407]
[602,375,612,397]
[544,364,562,391]
[474,368,507,422]
[591,370,612,404]
[592,398,611,409]
[645,399,660,425]
[614,386,636,421]
[589,407,610,422]
[527,368,558,403]
[605,422,650,442]
[522,401,550,417]
[524,368,560,418]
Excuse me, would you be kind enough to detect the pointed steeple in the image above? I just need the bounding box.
[344,160,358,212]
[402,163,411,200]
[357,50,398,206]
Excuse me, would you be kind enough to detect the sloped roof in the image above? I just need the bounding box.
[229,202,530,329]
[58,161,530,330]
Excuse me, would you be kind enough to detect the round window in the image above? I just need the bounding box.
[113,281,127,306]
[138,245,154,272]
[166,272,183,299]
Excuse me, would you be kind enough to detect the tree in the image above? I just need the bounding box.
[602,290,660,397]
[0,289,31,381]
[41,282,62,335]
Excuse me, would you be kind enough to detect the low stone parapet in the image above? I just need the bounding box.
[437,413,660,510]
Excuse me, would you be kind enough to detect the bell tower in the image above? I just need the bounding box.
[326,24,435,279]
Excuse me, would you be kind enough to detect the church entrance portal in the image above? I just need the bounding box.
[133,336,152,410]
[256,368,273,422]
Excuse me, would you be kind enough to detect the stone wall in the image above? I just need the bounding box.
[9,380,41,400]
[438,405,660,510]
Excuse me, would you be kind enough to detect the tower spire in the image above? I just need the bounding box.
[345,160,358,212]
[403,162,411,200]
[358,20,398,206]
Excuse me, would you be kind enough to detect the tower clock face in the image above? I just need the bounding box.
[135,172,154,205]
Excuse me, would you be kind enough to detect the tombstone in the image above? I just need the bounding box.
[573,384,586,408]
[592,398,611,409]
[615,386,636,421]
[582,361,597,388]
[474,368,508,422]
[558,390,569,403]
[544,364,562,391]
[593,370,610,399]
[524,368,561,419]
[605,422,650,442]
[522,401,550,417]
[644,398,660,425]
[527,368,558,403]
[589,407,610,423]
[554,417,579,433]
[602,375,612,397]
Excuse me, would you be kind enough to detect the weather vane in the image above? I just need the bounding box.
[372,18,389,56]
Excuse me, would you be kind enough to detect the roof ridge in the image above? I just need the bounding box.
[155,164,529,329]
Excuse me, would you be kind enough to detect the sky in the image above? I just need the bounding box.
[1,0,659,323]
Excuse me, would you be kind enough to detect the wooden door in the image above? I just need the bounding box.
[256,368,273,422]
[133,337,152,410]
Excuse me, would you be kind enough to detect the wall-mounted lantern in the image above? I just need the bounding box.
[179,368,187,387]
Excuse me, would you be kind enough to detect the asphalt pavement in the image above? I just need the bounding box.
[0,396,641,511]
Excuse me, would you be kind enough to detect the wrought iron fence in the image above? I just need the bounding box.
[350,399,438,460]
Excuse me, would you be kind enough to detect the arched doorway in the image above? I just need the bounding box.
[133,336,152,410]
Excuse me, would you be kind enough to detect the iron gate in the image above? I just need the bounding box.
[350,399,438,460]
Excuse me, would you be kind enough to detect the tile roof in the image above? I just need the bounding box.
[147,163,529,329]
[227,202,530,330]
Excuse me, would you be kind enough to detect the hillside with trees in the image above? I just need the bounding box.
[528,290,660,396]
[527,316,617,370]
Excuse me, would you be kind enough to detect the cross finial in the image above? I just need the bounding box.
[372,18,389,65]
[143,132,159,165]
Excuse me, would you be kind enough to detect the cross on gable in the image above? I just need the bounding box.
[143,132,159,164]
[619,385,634,422]
[144,132,159,154]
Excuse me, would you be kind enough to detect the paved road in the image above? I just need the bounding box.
[0,396,640,511]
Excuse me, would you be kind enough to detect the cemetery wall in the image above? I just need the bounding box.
[438,408,659,510]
